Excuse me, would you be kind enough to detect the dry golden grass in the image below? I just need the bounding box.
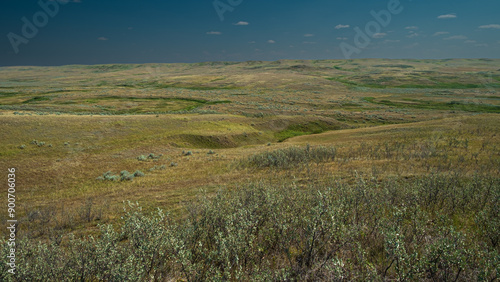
[0,59,499,238]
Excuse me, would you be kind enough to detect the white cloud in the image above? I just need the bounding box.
[234,21,249,26]
[267,40,276,44]
[372,33,387,38]
[475,43,489,47]
[304,34,314,37]
[444,35,467,40]
[407,33,419,38]
[336,37,348,40]
[248,41,256,44]
[433,31,449,36]
[97,37,108,41]
[384,40,400,43]
[438,14,457,19]
[206,31,222,35]
[479,24,500,29]
[302,41,317,44]
[335,24,350,29]
[464,40,476,43]
[405,26,418,30]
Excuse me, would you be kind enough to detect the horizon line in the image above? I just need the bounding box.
[2,57,500,68]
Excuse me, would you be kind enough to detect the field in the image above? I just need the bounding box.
[0,59,499,280]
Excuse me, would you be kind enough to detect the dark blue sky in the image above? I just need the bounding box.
[1,0,500,66]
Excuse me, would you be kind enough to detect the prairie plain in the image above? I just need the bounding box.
[0,59,499,280]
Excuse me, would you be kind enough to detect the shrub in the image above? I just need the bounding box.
[7,175,499,281]
[29,139,48,147]
[109,175,120,181]
[120,171,134,181]
[148,153,162,160]
[133,170,145,177]
[79,198,96,223]
[138,154,162,161]
[149,165,167,171]
[242,144,336,169]
[96,171,120,181]
[97,171,138,182]
[137,155,147,161]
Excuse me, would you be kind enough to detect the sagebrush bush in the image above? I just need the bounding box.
[120,171,134,181]
[96,171,119,181]
[148,153,162,160]
[242,144,336,169]
[138,153,163,161]
[97,170,140,182]
[149,165,166,171]
[133,170,145,177]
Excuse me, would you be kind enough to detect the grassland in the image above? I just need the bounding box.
[0,59,499,280]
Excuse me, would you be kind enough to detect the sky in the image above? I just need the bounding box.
[1,0,500,66]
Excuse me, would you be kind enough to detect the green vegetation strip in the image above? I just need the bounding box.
[364,97,500,113]
[327,77,500,89]
[89,96,230,104]
[115,81,240,91]
[22,96,51,103]
[7,95,231,115]
[0,92,21,98]
[275,121,342,142]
